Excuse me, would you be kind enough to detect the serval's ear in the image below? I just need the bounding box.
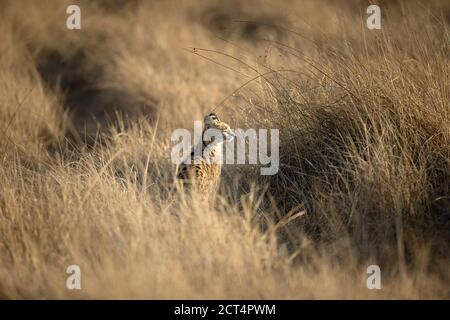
[208,113,219,121]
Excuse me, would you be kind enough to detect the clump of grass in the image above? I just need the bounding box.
[252,2,450,277]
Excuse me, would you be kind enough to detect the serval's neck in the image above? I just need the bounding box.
[200,129,224,163]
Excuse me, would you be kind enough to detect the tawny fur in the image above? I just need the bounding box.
[177,113,233,193]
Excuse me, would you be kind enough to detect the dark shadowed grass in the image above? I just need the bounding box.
[243,6,450,281]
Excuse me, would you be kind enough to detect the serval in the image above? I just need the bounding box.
[177,113,234,192]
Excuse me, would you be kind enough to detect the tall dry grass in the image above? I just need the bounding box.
[0,0,449,298]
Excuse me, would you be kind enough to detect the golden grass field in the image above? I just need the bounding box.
[0,0,449,299]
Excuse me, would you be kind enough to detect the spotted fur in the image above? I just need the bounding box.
[177,113,234,192]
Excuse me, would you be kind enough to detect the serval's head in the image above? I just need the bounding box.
[204,113,234,142]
